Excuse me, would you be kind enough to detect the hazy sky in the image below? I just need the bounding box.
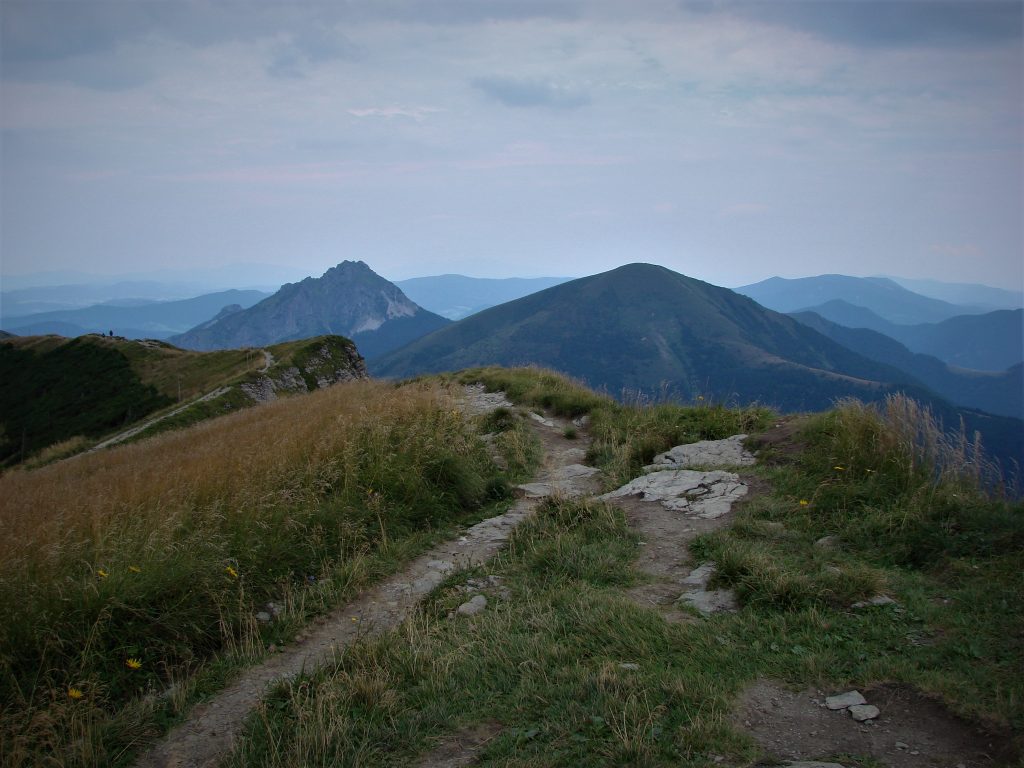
[1,0,1021,288]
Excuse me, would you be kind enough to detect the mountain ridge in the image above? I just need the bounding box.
[170,261,449,359]
[736,274,981,325]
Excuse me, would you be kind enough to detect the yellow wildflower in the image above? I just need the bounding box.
[128,565,141,573]
[97,569,108,578]
[68,687,84,700]
[799,500,809,506]
[125,657,142,670]
[225,566,239,579]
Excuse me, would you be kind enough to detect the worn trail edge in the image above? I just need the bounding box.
[135,387,597,768]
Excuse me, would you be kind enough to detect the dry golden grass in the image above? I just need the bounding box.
[0,379,456,578]
[2,375,511,767]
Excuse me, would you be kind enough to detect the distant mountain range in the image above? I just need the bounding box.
[170,261,449,359]
[794,301,1023,372]
[882,276,1023,311]
[394,275,571,319]
[792,311,1022,420]
[1,289,270,340]
[736,274,984,325]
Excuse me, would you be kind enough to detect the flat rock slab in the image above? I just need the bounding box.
[646,434,754,470]
[600,469,747,519]
[680,587,737,614]
[849,704,880,722]
[517,464,601,499]
[678,562,737,614]
[459,384,513,415]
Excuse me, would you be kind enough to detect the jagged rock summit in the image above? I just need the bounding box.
[170,261,449,359]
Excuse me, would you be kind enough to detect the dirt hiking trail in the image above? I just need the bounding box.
[135,400,1010,768]
[89,349,273,455]
[134,386,598,768]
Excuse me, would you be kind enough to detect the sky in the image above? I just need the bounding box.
[1,0,1021,290]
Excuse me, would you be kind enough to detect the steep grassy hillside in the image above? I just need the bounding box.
[0,336,174,466]
[375,264,916,409]
[0,334,366,467]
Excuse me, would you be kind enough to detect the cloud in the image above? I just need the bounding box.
[267,24,360,78]
[459,141,623,170]
[472,75,591,109]
[929,242,983,259]
[720,0,1022,49]
[347,106,442,121]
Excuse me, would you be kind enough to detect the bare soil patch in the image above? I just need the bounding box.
[616,494,731,623]
[413,721,503,768]
[748,415,808,466]
[737,679,1018,767]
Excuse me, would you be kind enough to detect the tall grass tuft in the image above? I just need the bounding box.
[0,379,508,766]
[824,394,1003,493]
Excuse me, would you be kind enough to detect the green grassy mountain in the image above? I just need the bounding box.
[376,264,918,407]
[374,264,1023,468]
[170,261,449,359]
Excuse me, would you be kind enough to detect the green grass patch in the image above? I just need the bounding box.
[455,366,612,417]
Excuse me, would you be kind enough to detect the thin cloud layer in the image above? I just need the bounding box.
[0,0,1020,288]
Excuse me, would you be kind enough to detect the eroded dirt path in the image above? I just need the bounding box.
[135,388,597,768]
[87,386,232,453]
[599,437,758,622]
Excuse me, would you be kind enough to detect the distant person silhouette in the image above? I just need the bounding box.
[109,330,114,337]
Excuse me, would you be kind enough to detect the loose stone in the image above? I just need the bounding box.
[848,704,880,721]
[456,594,488,617]
[825,690,866,710]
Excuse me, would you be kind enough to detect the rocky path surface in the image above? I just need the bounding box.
[134,386,598,768]
[599,436,758,622]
